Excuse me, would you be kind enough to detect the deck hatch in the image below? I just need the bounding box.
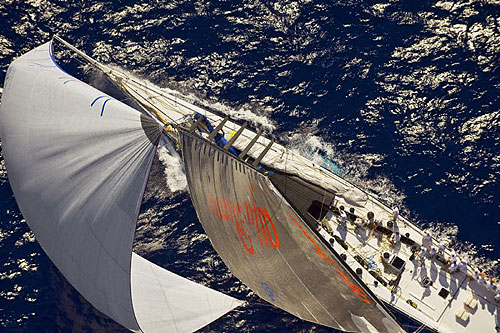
[439,288,450,299]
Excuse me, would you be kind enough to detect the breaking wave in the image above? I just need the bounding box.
[157,138,187,195]
[286,123,406,208]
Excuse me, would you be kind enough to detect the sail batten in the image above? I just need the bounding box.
[0,41,242,332]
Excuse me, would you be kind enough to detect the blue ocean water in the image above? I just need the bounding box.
[0,0,499,331]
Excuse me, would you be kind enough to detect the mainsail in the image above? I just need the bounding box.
[0,42,242,332]
[179,129,405,333]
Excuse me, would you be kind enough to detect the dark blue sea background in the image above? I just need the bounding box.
[0,0,499,332]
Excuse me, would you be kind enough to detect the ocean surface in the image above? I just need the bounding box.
[0,0,499,332]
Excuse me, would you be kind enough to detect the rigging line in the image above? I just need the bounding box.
[52,51,165,121]
[55,35,220,127]
[319,187,327,225]
[120,83,177,125]
[150,94,187,117]
[125,88,179,125]
[414,324,426,333]
[54,37,176,125]
[121,75,206,117]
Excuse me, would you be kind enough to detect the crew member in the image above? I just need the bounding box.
[389,231,401,245]
[338,206,347,225]
[366,211,375,228]
[437,241,448,254]
[418,247,427,263]
[423,230,432,242]
[473,268,481,280]
[458,259,468,272]
[392,206,399,222]
[448,250,457,265]
[449,261,459,273]
[349,207,357,224]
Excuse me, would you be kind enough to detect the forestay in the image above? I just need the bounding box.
[0,42,242,332]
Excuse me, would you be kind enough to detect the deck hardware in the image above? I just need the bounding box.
[438,288,449,299]
[456,309,470,322]
[252,138,275,167]
[189,116,204,133]
[207,115,229,141]
[224,122,247,150]
[464,296,478,310]
[239,129,262,159]
[422,276,432,288]
[406,299,417,308]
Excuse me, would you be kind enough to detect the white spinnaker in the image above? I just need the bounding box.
[131,253,240,333]
[0,42,242,332]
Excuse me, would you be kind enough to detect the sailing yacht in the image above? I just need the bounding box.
[0,36,498,332]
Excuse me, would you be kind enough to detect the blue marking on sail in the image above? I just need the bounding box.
[261,282,275,301]
[89,96,114,117]
[49,41,70,75]
[58,77,77,85]
[91,96,107,107]
[101,98,112,117]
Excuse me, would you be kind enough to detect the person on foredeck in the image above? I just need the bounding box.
[487,279,497,292]
[418,247,428,263]
[449,250,458,263]
[478,272,488,285]
[348,207,357,224]
[484,279,492,290]
[366,211,375,228]
[338,206,347,225]
[473,268,481,280]
[458,259,468,272]
[494,281,500,294]
[392,206,399,222]
[389,231,400,245]
[423,230,432,242]
[437,241,448,254]
[449,261,459,273]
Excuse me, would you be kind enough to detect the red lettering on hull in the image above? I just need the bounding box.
[207,186,279,255]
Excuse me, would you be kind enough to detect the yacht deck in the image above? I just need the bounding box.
[317,196,500,333]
